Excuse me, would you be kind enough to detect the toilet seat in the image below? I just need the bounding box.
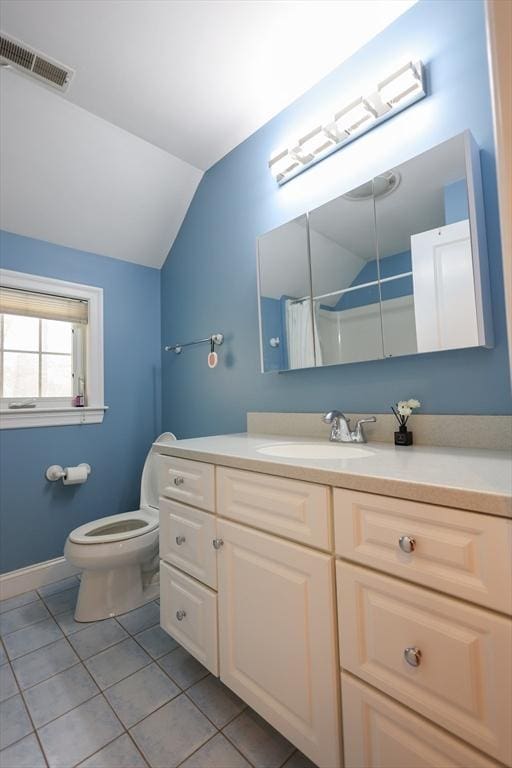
[69,510,158,545]
[65,432,176,620]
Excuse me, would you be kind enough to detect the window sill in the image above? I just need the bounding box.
[0,406,108,429]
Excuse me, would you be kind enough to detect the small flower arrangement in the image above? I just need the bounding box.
[391,399,421,445]
[391,398,421,427]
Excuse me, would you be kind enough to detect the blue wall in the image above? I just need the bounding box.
[161,0,511,439]
[444,179,469,224]
[260,297,283,371]
[0,231,162,572]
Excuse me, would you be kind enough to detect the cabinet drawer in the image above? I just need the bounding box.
[342,673,501,768]
[159,455,215,512]
[334,489,512,614]
[160,561,218,675]
[159,498,217,589]
[337,562,512,764]
[217,466,331,549]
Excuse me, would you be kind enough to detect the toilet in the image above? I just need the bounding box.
[64,432,176,622]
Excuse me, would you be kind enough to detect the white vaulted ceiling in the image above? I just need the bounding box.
[0,0,416,267]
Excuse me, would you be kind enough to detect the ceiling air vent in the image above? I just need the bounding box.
[0,33,74,92]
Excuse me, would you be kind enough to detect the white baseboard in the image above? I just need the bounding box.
[0,556,80,600]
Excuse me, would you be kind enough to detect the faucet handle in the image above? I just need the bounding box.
[322,410,348,425]
[354,416,377,443]
[355,416,377,427]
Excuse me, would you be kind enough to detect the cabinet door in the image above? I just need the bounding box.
[217,519,341,768]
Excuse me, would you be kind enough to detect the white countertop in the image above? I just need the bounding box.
[154,432,512,517]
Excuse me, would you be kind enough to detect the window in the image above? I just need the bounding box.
[0,270,105,428]
[0,289,87,405]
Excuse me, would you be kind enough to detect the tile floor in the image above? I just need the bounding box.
[0,576,317,768]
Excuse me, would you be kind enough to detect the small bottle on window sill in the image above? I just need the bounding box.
[72,394,84,407]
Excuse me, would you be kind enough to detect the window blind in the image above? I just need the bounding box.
[0,287,88,324]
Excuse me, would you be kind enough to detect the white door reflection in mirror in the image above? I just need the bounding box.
[376,134,473,358]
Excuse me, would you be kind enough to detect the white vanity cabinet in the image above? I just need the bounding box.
[158,451,512,768]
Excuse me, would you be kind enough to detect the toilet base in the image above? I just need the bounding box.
[75,565,158,622]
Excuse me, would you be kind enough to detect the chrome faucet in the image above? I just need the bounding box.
[322,410,377,444]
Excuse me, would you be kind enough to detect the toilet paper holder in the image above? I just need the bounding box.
[46,463,91,483]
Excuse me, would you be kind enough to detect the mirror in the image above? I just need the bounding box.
[309,182,383,366]
[257,215,315,371]
[376,134,475,357]
[257,132,491,373]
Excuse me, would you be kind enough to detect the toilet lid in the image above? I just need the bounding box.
[69,510,158,545]
[141,431,177,509]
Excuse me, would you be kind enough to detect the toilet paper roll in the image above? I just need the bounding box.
[63,465,89,485]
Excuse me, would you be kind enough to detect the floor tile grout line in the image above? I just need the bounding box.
[35,576,80,601]
[174,730,228,768]
[182,684,248,734]
[127,696,221,768]
[35,689,127,767]
[1,626,66,665]
[7,635,127,736]
[11,655,85,696]
[0,577,78,622]
[12,634,164,715]
[0,612,55,642]
[179,689,257,768]
[67,629,131,663]
[19,665,100,733]
[9,616,108,695]
[0,593,41,615]
[124,730,151,768]
[2,652,50,768]
[71,730,131,768]
[1,588,82,642]
[69,688,136,768]
[221,711,297,768]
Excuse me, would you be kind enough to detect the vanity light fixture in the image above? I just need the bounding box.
[378,61,423,106]
[295,126,336,161]
[269,60,425,185]
[269,148,300,179]
[329,97,377,138]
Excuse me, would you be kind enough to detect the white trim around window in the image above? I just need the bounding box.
[0,269,107,429]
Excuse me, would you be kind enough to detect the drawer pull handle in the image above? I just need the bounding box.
[175,535,186,545]
[176,609,187,621]
[212,538,224,550]
[399,535,416,553]
[404,646,422,667]
[173,476,185,486]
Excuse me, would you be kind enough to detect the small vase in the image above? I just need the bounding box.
[395,424,413,446]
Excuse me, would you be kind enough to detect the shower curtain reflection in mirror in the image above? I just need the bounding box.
[285,298,321,369]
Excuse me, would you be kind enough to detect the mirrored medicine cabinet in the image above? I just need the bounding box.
[257,131,493,373]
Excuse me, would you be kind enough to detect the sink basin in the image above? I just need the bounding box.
[257,443,374,460]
